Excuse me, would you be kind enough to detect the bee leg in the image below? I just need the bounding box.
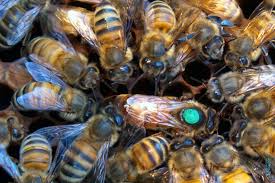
[128,73,146,94]
[269,40,275,49]
[261,46,273,65]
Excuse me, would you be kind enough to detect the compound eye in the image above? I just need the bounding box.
[113,114,124,127]
[180,108,204,126]
[170,138,194,151]
[201,144,211,153]
[12,128,23,140]
[239,56,249,66]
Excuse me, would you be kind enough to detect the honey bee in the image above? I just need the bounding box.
[114,94,218,140]
[224,9,275,69]
[0,108,25,149]
[182,0,245,24]
[34,103,124,183]
[207,65,275,103]
[12,81,88,121]
[19,133,52,183]
[168,137,209,183]
[230,121,275,158]
[26,36,100,91]
[201,135,254,183]
[243,87,274,122]
[107,133,170,182]
[60,0,137,84]
[171,2,232,61]
[0,60,32,91]
[0,0,47,49]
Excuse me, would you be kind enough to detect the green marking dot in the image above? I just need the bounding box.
[181,108,201,125]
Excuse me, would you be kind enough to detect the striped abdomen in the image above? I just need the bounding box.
[12,82,63,111]
[58,138,101,183]
[20,134,52,172]
[222,168,253,183]
[145,0,176,33]
[94,1,125,48]
[128,135,169,175]
[27,37,71,71]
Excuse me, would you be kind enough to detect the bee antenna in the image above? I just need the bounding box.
[213,65,227,76]
[154,75,161,96]
[128,72,146,94]
[218,103,229,117]
[176,32,197,44]
[261,46,273,65]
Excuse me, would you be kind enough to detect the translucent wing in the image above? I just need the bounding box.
[16,85,69,112]
[6,6,41,46]
[249,1,273,20]
[236,66,275,95]
[85,141,111,183]
[33,124,86,182]
[124,95,189,130]
[40,7,78,56]
[0,0,20,19]
[244,10,275,48]
[61,6,100,50]
[24,61,68,89]
[0,147,21,183]
[136,167,169,183]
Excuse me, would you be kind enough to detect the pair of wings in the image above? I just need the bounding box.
[220,66,275,97]
[123,94,194,130]
[52,0,139,53]
[0,0,42,46]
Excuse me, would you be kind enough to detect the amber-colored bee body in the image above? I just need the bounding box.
[201,135,253,183]
[12,82,88,121]
[207,65,275,103]
[168,137,208,183]
[184,0,244,24]
[0,0,46,49]
[58,105,123,183]
[225,10,275,69]
[27,36,88,85]
[115,94,218,139]
[0,61,32,91]
[107,134,170,182]
[20,133,52,183]
[139,0,177,77]
[243,87,275,122]
[240,123,275,158]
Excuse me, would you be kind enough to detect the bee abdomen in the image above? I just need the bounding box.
[130,136,169,174]
[94,2,124,47]
[145,0,176,33]
[20,134,52,172]
[58,140,98,183]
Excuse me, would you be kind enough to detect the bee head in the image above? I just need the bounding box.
[90,115,114,141]
[225,52,250,68]
[202,35,225,60]
[207,77,224,103]
[107,63,134,83]
[79,65,100,89]
[64,58,85,84]
[140,58,166,77]
[106,47,125,68]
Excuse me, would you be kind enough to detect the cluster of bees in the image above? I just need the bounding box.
[0,0,274,182]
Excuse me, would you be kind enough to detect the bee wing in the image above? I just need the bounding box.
[236,67,275,95]
[16,85,69,112]
[6,6,41,46]
[58,6,100,51]
[40,7,80,56]
[33,123,86,181]
[0,147,21,183]
[84,141,111,183]
[249,1,274,20]
[24,61,68,89]
[124,95,187,130]
[0,0,20,19]
[174,42,196,67]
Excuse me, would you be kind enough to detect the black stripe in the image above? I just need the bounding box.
[140,141,157,167]
[96,8,116,16]
[22,148,50,157]
[150,3,170,10]
[24,139,49,147]
[96,25,122,36]
[95,17,120,26]
[148,8,173,18]
[148,138,164,161]
[71,145,95,164]
[60,165,84,179]
[63,154,88,172]
[155,137,168,158]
